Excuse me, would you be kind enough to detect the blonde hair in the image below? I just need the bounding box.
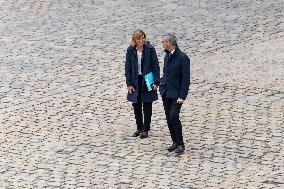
[131,29,146,47]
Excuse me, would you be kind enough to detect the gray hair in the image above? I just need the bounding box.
[163,32,177,46]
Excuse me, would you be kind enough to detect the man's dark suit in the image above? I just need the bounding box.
[160,47,190,148]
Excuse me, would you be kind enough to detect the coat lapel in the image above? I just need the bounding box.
[131,48,138,73]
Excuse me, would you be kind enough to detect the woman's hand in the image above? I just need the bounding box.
[152,84,158,91]
[128,86,135,94]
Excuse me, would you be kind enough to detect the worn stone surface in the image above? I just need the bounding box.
[0,0,283,188]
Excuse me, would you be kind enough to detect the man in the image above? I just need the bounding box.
[159,33,190,154]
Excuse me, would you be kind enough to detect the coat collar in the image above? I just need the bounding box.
[164,46,179,55]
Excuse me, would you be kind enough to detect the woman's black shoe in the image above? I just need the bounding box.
[140,131,148,139]
[132,130,141,137]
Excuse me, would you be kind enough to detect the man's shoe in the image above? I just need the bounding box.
[132,130,141,137]
[140,131,148,139]
[167,143,177,152]
[175,145,185,154]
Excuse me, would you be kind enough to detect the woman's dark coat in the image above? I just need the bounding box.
[125,41,160,103]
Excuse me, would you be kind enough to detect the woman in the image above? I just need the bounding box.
[125,29,160,138]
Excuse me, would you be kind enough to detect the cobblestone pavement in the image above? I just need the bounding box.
[0,0,283,188]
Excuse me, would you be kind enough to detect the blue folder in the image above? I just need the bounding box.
[144,72,155,91]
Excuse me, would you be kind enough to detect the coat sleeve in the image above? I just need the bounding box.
[125,49,133,87]
[150,48,160,86]
[179,55,190,100]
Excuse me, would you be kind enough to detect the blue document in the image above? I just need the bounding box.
[144,72,155,91]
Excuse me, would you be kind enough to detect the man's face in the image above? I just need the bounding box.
[162,37,170,50]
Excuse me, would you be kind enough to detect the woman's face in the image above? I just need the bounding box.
[136,35,145,48]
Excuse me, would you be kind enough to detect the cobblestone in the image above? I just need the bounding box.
[0,0,283,188]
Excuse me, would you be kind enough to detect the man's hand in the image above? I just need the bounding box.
[152,84,158,91]
[128,86,135,94]
[177,98,184,104]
